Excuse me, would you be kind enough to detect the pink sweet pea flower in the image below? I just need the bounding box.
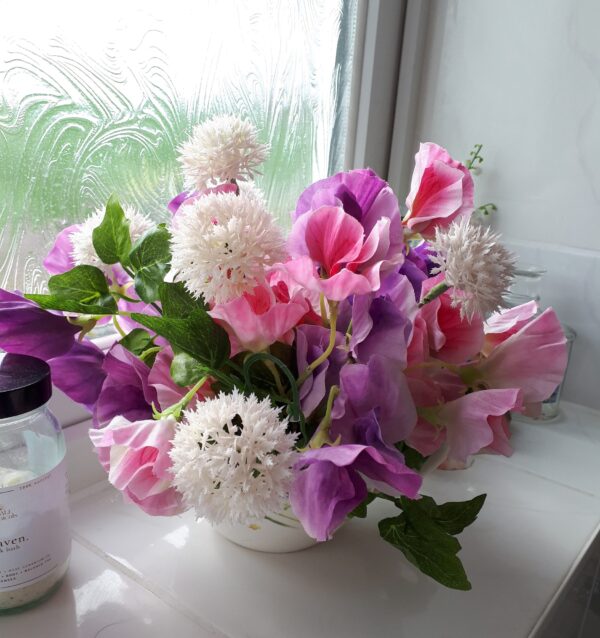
[209,282,310,354]
[482,300,538,356]
[285,206,403,301]
[90,415,186,516]
[404,143,474,239]
[417,275,484,364]
[408,388,522,466]
[477,307,567,405]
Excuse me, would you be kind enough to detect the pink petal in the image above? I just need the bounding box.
[479,308,568,403]
[305,206,364,275]
[483,301,538,355]
[438,388,522,464]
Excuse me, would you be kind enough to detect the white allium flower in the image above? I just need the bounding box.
[430,217,516,320]
[169,389,297,525]
[169,184,286,303]
[70,206,153,272]
[179,115,269,190]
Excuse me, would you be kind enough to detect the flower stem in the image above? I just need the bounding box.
[418,281,450,307]
[153,375,208,420]
[112,315,127,338]
[309,385,340,449]
[264,357,286,396]
[319,293,329,326]
[297,300,338,386]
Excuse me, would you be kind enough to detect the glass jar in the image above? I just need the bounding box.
[0,353,70,613]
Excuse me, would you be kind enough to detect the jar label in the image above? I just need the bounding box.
[0,458,70,592]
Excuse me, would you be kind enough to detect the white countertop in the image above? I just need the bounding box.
[2,402,600,638]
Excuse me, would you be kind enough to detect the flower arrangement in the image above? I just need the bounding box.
[0,117,568,591]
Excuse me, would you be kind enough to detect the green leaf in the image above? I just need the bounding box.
[26,265,118,315]
[399,497,461,553]
[159,282,207,318]
[348,493,376,519]
[378,514,471,591]
[170,352,207,386]
[129,225,172,303]
[130,309,230,369]
[434,494,487,536]
[395,442,426,471]
[119,328,156,356]
[92,195,132,265]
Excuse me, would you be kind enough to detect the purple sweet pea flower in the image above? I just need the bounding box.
[93,344,158,428]
[0,289,107,409]
[330,355,417,446]
[0,289,80,359]
[343,294,411,366]
[296,325,347,417]
[167,183,238,216]
[288,169,405,280]
[290,416,422,541]
[48,340,106,410]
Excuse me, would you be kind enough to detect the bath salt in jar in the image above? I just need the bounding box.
[0,353,70,613]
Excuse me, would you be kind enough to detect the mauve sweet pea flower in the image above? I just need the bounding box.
[330,355,417,445]
[90,415,186,516]
[290,414,422,541]
[404,143,474,239]
[43,225,79,275]
[296,325,347,417]
[287,169,405,301]
[93,344,158,428]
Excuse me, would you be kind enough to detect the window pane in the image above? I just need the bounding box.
[0,0,357,292]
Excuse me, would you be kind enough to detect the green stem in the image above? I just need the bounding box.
[112,315,127,338]
[264,358,286,397]
[139,346,161,363]
[154,375,208,420]
[418,281,450,308]
[308,385,340,449]
[319,293,329,326]
[298,301,338,386]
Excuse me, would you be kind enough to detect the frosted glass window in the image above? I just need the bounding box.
[0,0,357,292]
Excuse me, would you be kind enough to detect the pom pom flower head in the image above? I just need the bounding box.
[179,115,269,190]
[169,389,297,525]
[428,217,516,320]
[169,184,286,303]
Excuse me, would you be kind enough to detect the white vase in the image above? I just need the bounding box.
[214,508,318,553]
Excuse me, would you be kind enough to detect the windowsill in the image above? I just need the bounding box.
[5,402,600,637]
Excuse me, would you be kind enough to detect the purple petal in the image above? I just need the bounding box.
[48,340,106,410]
[43,225,78,275]
[0,289,79,359]
[289,460,366,541]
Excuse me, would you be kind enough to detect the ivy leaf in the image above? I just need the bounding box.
[26,265,118,315]
[395,442,426,471]
[131,309,230,370]
[92,195,132,265]
[119,328,156,356]
[434,494,487,536]
[378,514,471,591]
[129,225,172,303]
[170,352,207,386]
[159,282,207,318]
[348,493,376,519]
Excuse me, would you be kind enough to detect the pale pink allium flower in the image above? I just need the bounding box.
[430,218,516,320]
[404,142,474,238]
[179,115,269,190]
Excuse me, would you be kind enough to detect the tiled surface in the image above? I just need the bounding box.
[6,403,600,637]
[0,541,216,638]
